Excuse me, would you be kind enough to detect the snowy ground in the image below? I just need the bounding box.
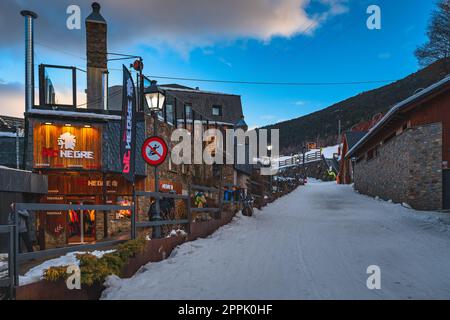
[101,180,450,299]
[19,250,114,286]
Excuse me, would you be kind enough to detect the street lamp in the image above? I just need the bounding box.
[233,115,248,166]
[302,145,306,181]
[144,80,165,238]
[145,80,165,112]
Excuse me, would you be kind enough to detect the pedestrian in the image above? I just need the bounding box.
[194,192,207,208]
[8,202,34,253]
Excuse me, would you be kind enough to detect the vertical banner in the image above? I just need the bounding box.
[120,65,137,182]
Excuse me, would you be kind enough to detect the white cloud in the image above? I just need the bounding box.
[0,0,349,55]
[319,0,349,16]
[0,0,349,116]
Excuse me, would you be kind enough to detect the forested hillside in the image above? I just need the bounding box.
[264,59,449,153]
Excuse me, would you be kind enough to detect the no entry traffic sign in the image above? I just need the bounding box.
[141,136,168,166]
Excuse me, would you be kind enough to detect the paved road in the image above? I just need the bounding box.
[102,181,450,299]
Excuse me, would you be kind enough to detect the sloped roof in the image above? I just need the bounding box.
[109,83,244,125]
[344,131,367,150]
[0,115,24,132]
[347,75,450,158]
[161,86,243,125]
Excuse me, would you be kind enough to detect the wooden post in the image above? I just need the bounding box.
[186,189,192,235]
[218,165,223,220]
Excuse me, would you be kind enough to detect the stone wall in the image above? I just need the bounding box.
[354,122,442,210]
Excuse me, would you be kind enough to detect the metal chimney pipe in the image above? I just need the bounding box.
[21,10,38,112]
[102,70,109,110]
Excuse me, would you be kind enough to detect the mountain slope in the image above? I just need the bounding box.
[264,59,450,153]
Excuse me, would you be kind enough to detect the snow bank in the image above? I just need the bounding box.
[19,249,115,286]
[320,145,339,159]
[167,229,188,238]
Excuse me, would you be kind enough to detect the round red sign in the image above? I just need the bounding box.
[141,136,168,166]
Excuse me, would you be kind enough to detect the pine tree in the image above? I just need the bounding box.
[415,0,450,71]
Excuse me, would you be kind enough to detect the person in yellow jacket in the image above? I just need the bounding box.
[194,192,207,208]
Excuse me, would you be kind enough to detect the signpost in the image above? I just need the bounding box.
[141,135,169,238]
[141,136,168,166]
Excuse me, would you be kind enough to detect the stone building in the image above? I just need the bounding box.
[347,75,450,210]
[138,83,249,223]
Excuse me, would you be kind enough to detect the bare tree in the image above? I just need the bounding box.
[415,0,450,71]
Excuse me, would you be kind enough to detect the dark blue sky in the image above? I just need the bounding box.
[0,0,437,128]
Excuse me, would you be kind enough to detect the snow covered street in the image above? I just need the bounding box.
[102,180,450,300]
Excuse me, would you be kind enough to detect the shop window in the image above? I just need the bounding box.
[116,197,132,219]
[212,105,222,116]
[185,104,192,119]
[166,103,174,125]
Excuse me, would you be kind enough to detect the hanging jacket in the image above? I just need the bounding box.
[8,208,29,233]
[89,210,95,222]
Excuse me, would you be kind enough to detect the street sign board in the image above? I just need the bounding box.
[141,136,168,166]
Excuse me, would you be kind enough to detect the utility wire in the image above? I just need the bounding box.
[146,75,395,86]
[34,41,395,87]
[35,42,86,60]
[75,87,122,107]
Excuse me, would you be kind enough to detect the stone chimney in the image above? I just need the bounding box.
[86,2,107,110]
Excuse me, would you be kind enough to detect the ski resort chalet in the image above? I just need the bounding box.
[347,75,450,210]
[0,3,250,250]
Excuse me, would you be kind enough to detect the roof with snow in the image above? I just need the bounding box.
[26,109,121,121]
[347,75,450,158]
[0,115,24,132]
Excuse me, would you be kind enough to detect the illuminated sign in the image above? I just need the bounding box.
[41,132,95,159]
[33,122,101,169]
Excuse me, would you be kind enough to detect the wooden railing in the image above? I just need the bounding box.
[278,151,322,168]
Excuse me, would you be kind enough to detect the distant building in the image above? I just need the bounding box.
[337,131,367,184]
[347,75,450,210]
[0,115,24,169]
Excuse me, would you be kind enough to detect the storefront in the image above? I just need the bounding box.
[31,120,143,249]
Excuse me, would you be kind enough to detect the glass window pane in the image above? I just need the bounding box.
[185,105,192,119]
